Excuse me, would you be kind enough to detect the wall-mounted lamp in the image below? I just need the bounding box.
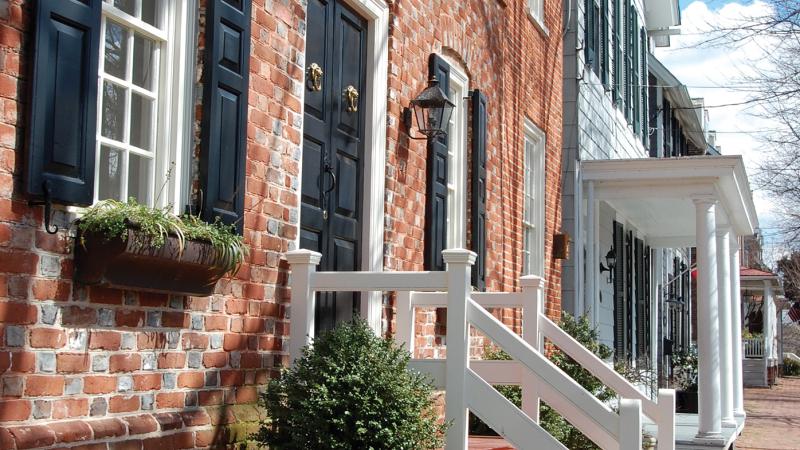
[599,247,616,283]
[402,75,455,140]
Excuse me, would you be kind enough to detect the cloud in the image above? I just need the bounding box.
[655,0,783,262]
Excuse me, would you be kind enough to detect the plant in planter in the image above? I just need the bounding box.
[74,199,247,296]
[255,319,446,449]
[671,346,699,413]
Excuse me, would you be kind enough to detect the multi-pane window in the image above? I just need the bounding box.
[529,0,545,26]
[523,121,545,276]
[96,0,195,210]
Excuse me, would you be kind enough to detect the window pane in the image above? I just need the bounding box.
[132,33,156,90]
[130,93,153,150]
[101,81,126,141]
[98,145,123,200]
[114,0,136,16]
[104,21,128,79]
[128,153,152,204]
[141,0,161,28]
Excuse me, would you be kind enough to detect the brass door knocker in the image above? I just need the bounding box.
[307,63,323,91]
[344,85,359,112]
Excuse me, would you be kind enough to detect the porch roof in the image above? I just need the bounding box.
[582,155,759,247]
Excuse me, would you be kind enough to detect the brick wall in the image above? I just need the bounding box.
[0,0,563,448]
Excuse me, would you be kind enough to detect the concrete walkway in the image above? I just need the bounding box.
[736,377,800,450]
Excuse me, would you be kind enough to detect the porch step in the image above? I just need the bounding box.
[469,436,514,450]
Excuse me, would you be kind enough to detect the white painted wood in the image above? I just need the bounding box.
[694,198,723,438]
[743,338,764,358]
[730,238,745,416]
[521,276,542,423]
[716,228,736,427]
[409,359,525,388]
[587,180,596,320]
[408,291,527,308]
[656,389,676,450]
[619,399,643,450]
[467,299,620,443]
[395,291,414,354]
[465,369,566,450]
[285,250,322,365]
[443,249,476,450]
[310,271,447,292]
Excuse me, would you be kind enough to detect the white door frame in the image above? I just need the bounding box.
[294,0,389,334]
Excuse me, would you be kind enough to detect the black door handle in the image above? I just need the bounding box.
[321,163,336,219]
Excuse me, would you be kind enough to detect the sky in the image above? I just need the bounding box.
[654,0,785,265]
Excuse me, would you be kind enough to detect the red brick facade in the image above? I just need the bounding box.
[0,0,562,448]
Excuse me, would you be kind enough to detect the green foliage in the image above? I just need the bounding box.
[77,198,246,274]
[255,320,446,449]
[784,357,800,376]
[472,313,612,449]
[671,347,698,392]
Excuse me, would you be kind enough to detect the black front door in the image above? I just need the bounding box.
[300,0,367,333]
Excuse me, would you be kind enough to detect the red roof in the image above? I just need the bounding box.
[740,266,777,277]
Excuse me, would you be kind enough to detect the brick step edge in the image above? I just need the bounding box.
[0,406,264,449]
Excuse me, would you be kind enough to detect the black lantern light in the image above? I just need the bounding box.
[599,247,616,283]
[403,76,455,139]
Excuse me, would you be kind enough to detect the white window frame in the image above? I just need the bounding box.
[528,0,548,34]
[94,0,196,213]
[445,61,469,250]
[523,120,546,276]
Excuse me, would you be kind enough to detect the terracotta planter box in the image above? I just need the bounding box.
[74,227,229,296]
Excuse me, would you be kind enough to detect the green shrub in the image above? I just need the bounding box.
[784,357,800,376]
[254,320,446,449]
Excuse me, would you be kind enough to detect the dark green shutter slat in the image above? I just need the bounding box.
[613,221,625,359]
[641,29,649,147]
[613,0,622,106]
[470,90,487,290]
[424,54,450,271]
[635,238,645,358]
[200,0,252,230]
[27,0,101,205]
[648,74,658,156]
[601,0,609,86]
[625,230,633,360]
[644,246,651,359]
[632,14,640,135]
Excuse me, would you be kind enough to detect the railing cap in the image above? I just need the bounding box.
[284,249,322,265]
[442,248,477,265]
[520,275,545,288]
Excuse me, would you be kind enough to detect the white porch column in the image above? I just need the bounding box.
[285,249,322,365]
[586,181,596,323]
[730,238,745,416]
[694,198,722,439]
[716,228,736,427]
[443,249,476,450]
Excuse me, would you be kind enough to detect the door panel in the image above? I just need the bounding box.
[301,0,367,334]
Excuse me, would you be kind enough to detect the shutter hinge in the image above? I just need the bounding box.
[29,180,58,235]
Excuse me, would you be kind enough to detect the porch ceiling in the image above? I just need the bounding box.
[582,156,759,246]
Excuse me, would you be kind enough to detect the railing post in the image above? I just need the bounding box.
[619,398,643,450]
[285,249,322,366]
[521,275,544,422]
[442,249,476,450]
[395,291,415,356]
[656,389,676,450]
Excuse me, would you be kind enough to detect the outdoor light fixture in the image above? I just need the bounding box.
[599,247,616,283]
[402,75,455,139]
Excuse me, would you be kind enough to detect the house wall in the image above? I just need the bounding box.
[561,0,648,317]
[0,0,563,448]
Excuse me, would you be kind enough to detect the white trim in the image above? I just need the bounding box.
[527,0,548,35]
[443,59,469,251]
[523,119,546,277]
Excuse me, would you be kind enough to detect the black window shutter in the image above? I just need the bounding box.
[625,230,633,360]
[27,0,101,205]
[601,0,609,86]
[424,54,450,271]
[635,238,645,359]
[632,14,640,135]
[640,28,649,148]
[199,0,252,231]
[613,221,625,359]
[612,0,623,107]
[470,90,487,290]
[644,245,651,360]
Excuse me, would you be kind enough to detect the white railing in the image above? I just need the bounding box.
[743,337,764,358]
[286,248,675,450]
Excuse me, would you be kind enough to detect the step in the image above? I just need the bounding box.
[469,436,514,450]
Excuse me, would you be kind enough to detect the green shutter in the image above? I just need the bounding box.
[633,12,640,135]
[613,0,623,107]
[641,28,649,147]
[601,0,610,86]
